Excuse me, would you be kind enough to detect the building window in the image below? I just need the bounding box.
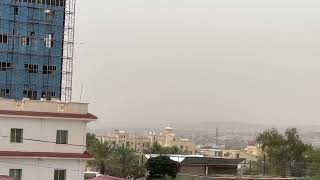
[21,36,30,46]
[0,88,10,97]
[44,33,54,48]
[0,62,12,71]
[45,9,55,20]
[0,34,8,44]
[23,90,38,100]
[30,32,36,46]
[54,170,66,180]
[42,91,56,100]
[9,169,22,180]
[14,6,19,15]
[24,64,38,73]
[10,128,23,143]
[56,130,68,144]
[43,65,56,74]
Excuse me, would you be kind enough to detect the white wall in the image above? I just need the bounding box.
[0,158,85,180]
[0,116,87,153]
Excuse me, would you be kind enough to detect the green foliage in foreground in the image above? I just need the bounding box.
[255,128,313,177]
[146,156,178,179]
[144,142,190,155]
[86,133,146,179]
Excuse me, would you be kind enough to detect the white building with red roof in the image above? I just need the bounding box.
[0,98,97,180]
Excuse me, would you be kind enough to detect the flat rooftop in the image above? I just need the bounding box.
[0,98,97,120]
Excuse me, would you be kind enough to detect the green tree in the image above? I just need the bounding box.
[305,149,320,179]
[86,133,98,150]
[113,144,139,178]
[145,142,162,154]
[146,156,178,179]
[256,128,310,177]
[145,142,188,155]
[128,156,147,179]
[89,140,113,174]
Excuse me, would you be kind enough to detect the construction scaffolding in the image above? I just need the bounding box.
[61,0,75,102]
[0,0,75,102]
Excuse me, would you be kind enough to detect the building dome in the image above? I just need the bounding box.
[165,126,173,130]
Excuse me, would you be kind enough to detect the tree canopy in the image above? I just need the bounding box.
[87,135,145,179]
[146,155,178,178]
[256,128,311,177]
[144,142,189,155]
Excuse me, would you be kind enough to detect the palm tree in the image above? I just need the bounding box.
[89,140,113,174]
[114,144,137,178]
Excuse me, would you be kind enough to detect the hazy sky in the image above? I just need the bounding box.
[72,0,320,128]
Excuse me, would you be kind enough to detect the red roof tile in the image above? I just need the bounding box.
[0,151,93,159]
[90,175,126,180]
[0,176,13,180]
[0,110,97,121]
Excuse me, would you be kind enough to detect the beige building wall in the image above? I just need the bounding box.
[157,127,196,154]
[222,146,262,161]
[0,99,96,180]
[99,127,196,154]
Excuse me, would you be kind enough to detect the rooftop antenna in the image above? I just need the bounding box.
[215,127,219,147]
[79,83,84,101]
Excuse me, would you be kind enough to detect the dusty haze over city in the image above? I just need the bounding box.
[72,0,320,129]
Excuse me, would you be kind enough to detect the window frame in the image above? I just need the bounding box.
[44,33,54,48]
[0,34,8,44]
[23,90,38,100]
[24,64,38,73]
[21,36,30,46]
[0,62,12,71]
[10,128,23,143]
[9,169,22,180]
[54,169,66,180]
[56,130,68,144]
[14,6,19,15]
[0,88,10,97]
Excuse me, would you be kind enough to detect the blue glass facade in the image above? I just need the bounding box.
[0,0,65,100]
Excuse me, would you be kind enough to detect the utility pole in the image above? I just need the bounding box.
[263,154,266,176]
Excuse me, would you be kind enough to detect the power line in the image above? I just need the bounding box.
[0,135,87,148]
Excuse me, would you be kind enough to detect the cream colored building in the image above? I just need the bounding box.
[99,127,196,154]
[157,127,196,155]
[198,145,262,162]
[199,148,223,158]
[0,98,96,180]
[222,145,262,161]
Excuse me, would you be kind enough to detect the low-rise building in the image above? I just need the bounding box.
[180,157,245,175]
[99,127,196,154]
[98,130,153,153]
[199,148,223,158]
[145,154,204,163]
[0,99,97,180]
[157,127,196,154]
[222,145,262,161]
[199,144,262,162]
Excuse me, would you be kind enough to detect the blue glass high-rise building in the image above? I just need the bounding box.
[0,0,74,101]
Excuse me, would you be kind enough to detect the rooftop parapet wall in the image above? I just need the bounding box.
[0,98,89,114]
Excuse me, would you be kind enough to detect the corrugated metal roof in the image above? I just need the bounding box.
[181,157,245,165]
[145,154,204,163]
[89,175,126,180]
[0,176,13,180]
